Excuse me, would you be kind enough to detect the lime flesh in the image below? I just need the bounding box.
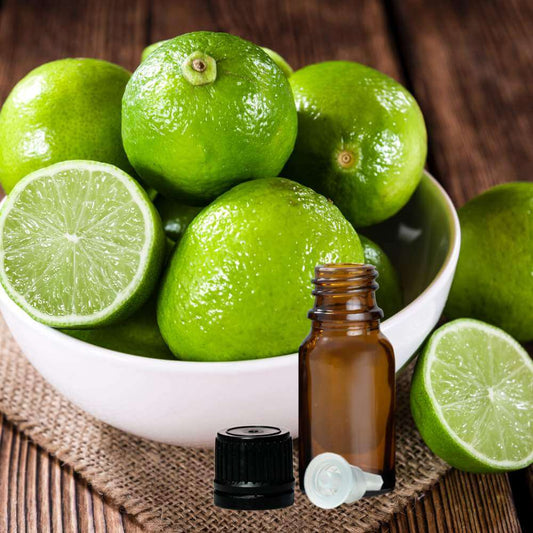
[0,161,165,328]
[411,319,533,472]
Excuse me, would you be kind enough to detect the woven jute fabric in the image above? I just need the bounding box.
[0,316,449,532]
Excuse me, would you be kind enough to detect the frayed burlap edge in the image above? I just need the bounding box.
[0,316,449,532]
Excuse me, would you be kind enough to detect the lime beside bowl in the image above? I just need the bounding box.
[0,171,460,446]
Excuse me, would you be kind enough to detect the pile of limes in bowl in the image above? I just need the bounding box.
[0,31,425,361]
[0,31,530,474]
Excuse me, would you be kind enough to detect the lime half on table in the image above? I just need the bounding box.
[411,319,533,473]
[0,160,165,328]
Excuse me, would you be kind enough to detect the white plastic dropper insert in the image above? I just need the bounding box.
[304,452,383,509]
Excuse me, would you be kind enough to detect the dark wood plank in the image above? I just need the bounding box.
[150,0,403,80]
[509,466,533,532]
[8,414,21,531]
[383,470,522,533]
[61,465,79,532]
[16,434,29,531]
[388,0,533,204]
[50,457,64,532]
[25,442,39,533]
[0,0,149,103]
[0,413,13,532]
[0,417,140,532]
[75,479,96,533]
[37,447,53,533]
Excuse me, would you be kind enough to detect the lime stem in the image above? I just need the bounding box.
[182,51,217,86]
[337,150,356,169]
[192,59,207,72]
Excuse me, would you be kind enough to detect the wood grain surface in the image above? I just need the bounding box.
[0,0,531,531]
[389,0,533,204]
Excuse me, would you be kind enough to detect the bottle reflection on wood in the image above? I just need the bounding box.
[299,263,396,496]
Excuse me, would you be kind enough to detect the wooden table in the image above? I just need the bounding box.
[0,0,531,531]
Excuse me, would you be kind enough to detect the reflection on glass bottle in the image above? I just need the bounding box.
[299,264,396,500]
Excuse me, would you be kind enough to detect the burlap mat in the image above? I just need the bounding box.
[0,316,449,532]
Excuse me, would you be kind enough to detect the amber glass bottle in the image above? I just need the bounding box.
[299,264,395,495]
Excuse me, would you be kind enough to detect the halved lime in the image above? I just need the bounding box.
[411,319,533,472]
[0,161,165,328]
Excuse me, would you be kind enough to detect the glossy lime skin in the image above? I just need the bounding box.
[360,235,402,318]
[283,61,427,227]
[261,47,293,77]
[124,32,298,204]
[157,178,364,361]
[0,59,133,193]
[140,40,168,62]
[65,296,174,360]
[141,39,293,78]
[445,182,533,341]
[154,195,203,242]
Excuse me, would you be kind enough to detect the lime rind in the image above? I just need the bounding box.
[414,318,533,472]
[0,160,164,328]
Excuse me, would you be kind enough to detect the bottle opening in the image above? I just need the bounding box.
[313,263,379,293]
[310,263,383,322]
[315,262,375,277]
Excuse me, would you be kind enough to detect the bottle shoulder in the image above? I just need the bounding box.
[300,328,395,361]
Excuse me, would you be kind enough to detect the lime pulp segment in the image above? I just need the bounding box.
[424,319,533,468]
[0,161,163,327]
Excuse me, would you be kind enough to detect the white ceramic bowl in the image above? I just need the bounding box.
[0,172,460,447]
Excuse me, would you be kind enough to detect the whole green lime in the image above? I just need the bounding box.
[154,195,203,242]
[283,61,427,227]
[124,32,297,204]
[360,235,402,318]
[445,182,533,341]
[141,40,168,62]
[157,178,364,361]
[141,39,293,78]
[65,296,174,360]
[261,47,293,77]
[0,58,133,193]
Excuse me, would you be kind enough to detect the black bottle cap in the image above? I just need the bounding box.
[214,426,294,510]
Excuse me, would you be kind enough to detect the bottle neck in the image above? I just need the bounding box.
[309,264,383,331]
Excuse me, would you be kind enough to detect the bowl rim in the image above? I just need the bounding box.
[0,170,460,373]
